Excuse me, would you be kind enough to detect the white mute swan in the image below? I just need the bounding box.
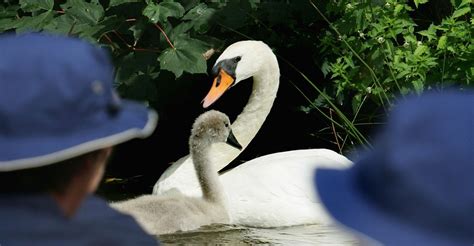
[153,41,279,195]
[153,41,353,227]
[112,110,242,235]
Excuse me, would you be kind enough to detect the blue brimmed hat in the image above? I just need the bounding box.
[315,91,474,245]
[0,33,158,171]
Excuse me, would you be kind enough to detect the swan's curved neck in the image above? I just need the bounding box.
[234,60,280,148]
[211,57,280,170]
[191,145,226,203]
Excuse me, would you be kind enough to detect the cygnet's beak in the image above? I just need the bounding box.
[226,130,242,150]
[202,69,235,108]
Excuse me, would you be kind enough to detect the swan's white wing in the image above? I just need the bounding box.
[220,149,352,227]
[153,143,240,196]
[152,155,198,195]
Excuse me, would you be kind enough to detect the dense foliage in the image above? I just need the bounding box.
[312,0,473,150]
[318,0,472,115]
[1,0,472,155]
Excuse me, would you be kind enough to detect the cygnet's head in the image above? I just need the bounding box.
[202,40,277,108]
[190,110,242,150]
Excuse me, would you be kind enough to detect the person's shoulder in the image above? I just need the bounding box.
[0,194,158,245]
[75,195,159,245]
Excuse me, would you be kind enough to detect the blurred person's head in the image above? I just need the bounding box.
[0,33,157,216]
[315,90,474,245]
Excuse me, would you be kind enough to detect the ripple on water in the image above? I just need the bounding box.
[158,224,358,245]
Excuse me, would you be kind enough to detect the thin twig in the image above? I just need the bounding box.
[113,30,131,48]
[132,47,161,53]
[341,93,369,150]
[154,23,175,49]
[382,42,403,94]
[105,31,161,53]
[67,21,76,36]
[101,33,118,50]
[329,108,342,153]
[103,34,114,46]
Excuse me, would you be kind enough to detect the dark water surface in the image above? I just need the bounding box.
[158,224,358,245]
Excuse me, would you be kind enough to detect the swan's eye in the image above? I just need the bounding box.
[233,56,241,63]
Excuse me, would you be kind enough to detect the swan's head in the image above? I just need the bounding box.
[202,40,276,108]
[190,110,242,150]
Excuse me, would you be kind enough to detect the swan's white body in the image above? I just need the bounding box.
[112,111,238,235]
[223,149,351,226]
[153,41,353,227]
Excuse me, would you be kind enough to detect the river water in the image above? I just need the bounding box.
[158,223,358,245]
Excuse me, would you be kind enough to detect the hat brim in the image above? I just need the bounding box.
[0,100,157,171]
[315,167,466,245]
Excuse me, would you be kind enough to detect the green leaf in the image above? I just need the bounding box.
[129,18,148,42]
[412,79,424,93]
[45,16,98,37]
[116,52,160,86]
[83,15,121,38]
[42,14,76,35]
[169,22,194,40]
[0,6,20,32]
[14,10,54,32]
[394,4,404,15]
[418,24,437,41]
[183,3,216,33]
[20,0,53,11]
[413,0,429,8]
[452,7,471,19]
[414,45,428,56]
[437,35,447,50]
[143,1,185,23]
[120,74,158,104]
[404,35,417,44]
[461,0,471,7]
[109,0,141,8]
[395,70,411,80]
[61,0,104,25]
[44,14,118,40]
[321,60,331,77]
[0,5,20,18]
[0,19,14,32]
[158,36,208,78]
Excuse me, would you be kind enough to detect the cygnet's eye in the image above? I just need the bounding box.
[224,122,229,127]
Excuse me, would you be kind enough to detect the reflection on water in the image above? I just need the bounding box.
[158,224,358,245]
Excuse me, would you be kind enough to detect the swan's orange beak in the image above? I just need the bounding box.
[202,69,235,108]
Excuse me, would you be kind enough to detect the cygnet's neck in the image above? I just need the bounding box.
[190,139,226,204]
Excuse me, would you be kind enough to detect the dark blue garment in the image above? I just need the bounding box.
[0,194,159,245]
[315,90,474,245]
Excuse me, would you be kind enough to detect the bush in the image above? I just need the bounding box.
[306,0,473,152]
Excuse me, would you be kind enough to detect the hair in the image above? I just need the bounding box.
[0,150,104,194]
